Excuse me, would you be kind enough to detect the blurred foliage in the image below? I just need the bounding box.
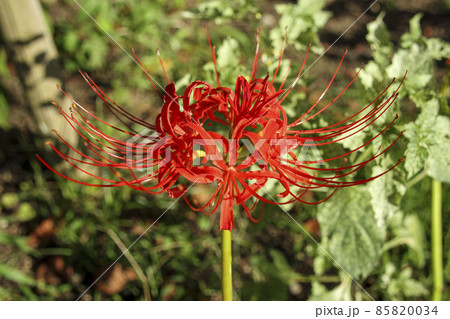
[269,0,330,54]
[314,11,450,301]
[0,49,10,130]
[0,0,449,301]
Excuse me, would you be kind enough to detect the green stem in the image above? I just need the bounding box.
[405,169,428,189]
[221,229,232,301]
[431,179,443,301]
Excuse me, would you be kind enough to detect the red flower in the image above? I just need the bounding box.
[38,31,404,231]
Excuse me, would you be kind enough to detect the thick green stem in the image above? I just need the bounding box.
[221,229,232,301]
[431,179,443,301]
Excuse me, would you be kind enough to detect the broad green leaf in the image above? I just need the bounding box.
[403,143,428,179]
[63,30,79,53]
[426,144,450,182]
[400,273,428,297]
[426,115,450,182]
[408,14,423,40]
[195,0,258,25]
[309,275,352,301]
[368,166,398,229]
[336,128,366,151]
[382,263,428,300]
[358,61,384,90]
[402,215,426,268]
[386,45,433,91]
[271,0,330,54]
[174,73,193,92]
[400,13,423,48]
[217,37,240,69]
[386,213,426,268]
[397,13,450,61]
[426,38,450,61]
[366,13,393,66]
[403,97,440,178]
[318,187,385,278]
[205,36,247,86]
[403,96,450,180]
[295,0,328,15]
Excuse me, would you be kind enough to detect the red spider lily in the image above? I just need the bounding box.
[37,30,405,231]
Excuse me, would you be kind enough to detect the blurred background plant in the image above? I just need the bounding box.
[0,0,448,300]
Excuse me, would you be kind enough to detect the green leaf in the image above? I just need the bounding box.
[385,212,426,268]
[250,249,301,285]
[83,34,109,70]
[386,45,433,91]
[368,166,399,229]
[366,12,393,66]
[194,0,258,25]
[63,30,79,53]
[318,187,385,278]
[309,275,352,301]
[426,145,450,182]
[271,0,330,54]
[400,13,423,47]
[426,38,450,61]
[0,231,33,253]
[269,250,299,283]
[216,37,240,70]
[426,116,450,182]
[381,263,428,300]
[313,254,329,276]
[0,264,35,286]
[358,61,384,90]
[404,143,428,179]
[402,215,426,268]
[204,36,247,86]
[403,96,450,181]
[403,97,440,178]
[336,127,367,151]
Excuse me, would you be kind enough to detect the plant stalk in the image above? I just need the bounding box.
[431,179,443,301]
[221,229,232,301]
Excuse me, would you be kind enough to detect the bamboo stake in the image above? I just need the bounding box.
[0,0,75,143]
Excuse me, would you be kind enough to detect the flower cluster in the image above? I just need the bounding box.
[38,31,405,230]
